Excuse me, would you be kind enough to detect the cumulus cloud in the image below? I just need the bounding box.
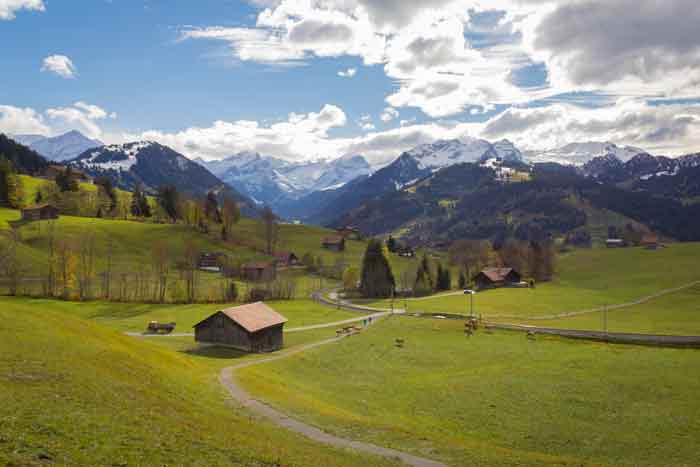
[41,55,77,79]
[0,0,44,20]
[0,105,50,135]
[45,101,116,138]
[338,67,356,78]
[380,107,399,122]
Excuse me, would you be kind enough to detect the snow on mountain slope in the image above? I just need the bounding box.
[14,130,103,162]
[526,141,647,166]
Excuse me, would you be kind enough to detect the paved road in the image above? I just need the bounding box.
[220,333,447,467]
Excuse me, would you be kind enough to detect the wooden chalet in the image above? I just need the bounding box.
[336,226,362,240]
[44,165,92,183]
[193,302,287,352]
[198,252,225,271]
[242,262,277,282]
[21,203,59,221]
[322,236,346,252]
[472,267,522,290]
[273,251,299,267]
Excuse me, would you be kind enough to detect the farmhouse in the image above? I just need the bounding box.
[336,226,362,240]
[242,262,277,282]
[193,302,287,352]
[21,203,59,221]
[322,236,346,252]
[273,251,299,267]
[198,252,225,272]
[472,267,522,290]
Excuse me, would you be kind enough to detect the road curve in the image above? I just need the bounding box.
[220,334,447,467]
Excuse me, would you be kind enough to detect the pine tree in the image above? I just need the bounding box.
[413,254,434,296]
[157,185,180,222]
[204,191,221,223]
[0,156,12,206]
[386,235,397,252]
[130,184,144,217]
[458,270,467,289]
[359,239,395,298]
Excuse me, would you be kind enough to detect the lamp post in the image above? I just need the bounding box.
[464,289,476,318]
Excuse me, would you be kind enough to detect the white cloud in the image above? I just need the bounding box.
[0,105,50,135]
[41,55,77,79]
[0,0,44,20]
[338,67,357,78]
[45,101,116,139]
[380,107,399,122]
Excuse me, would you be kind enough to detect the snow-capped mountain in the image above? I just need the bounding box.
[582,151,700,184]
[198,152,371,207]
[525,141,647,166]
[13,130,103,162]
[69,142,253,209]
[403,138,522,170]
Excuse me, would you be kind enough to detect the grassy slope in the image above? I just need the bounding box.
[363,243,700,320]
[512,283,700,335]
[0,297,363,333]
[0,300,399,467]
[238,316,700,467]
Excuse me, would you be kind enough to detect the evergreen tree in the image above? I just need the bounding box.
[55,167,79,192]
[0,156,12,206]
[413,254,434,296]
[458,270,467,289]
[95,176,117,212]
[157,185,180,222]
[386,235,397,252]
[131,184,144,217]
[359,239,395,298]
[204,191,221,223]
[0,156,23,208]
[435,263,451,291]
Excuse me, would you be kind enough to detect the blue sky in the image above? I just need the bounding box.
[1,0,700,163]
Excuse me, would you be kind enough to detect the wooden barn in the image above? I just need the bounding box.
[472,267,522,290]
[193,302,287,352]
[273,251,299,267]
[242,262,277,282]
[21,204,59,221]
[322,236,346,252]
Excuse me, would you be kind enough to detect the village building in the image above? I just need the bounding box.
[640,233,660,249]
[242,262,277,282]
[336,226,362,240]
[472,267,522,290]
[44,165,92,183]
[322,236,346,252]
[273,251,299,267]
[193,302,287,352]
[606,238,627,248]
[21,203,59,222]
[198,252,225,272]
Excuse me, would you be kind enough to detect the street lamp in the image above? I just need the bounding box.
[464,289,476,318]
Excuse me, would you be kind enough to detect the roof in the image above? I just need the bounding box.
[323,236,345,244]
[478,267,518,282]
[22,203,54,211]
[242,262,274,270]
[194,302,287,333]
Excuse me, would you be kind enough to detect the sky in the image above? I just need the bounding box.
[2,0,700,164]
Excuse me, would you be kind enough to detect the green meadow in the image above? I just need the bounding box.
[238,316,700,467]
[361,243,700,322]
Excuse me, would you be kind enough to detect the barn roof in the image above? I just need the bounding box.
[478,267,518,282]
[219,302,287,333]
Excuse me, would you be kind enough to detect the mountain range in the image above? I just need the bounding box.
[12,130,103,162]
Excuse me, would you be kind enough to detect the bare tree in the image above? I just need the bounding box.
[152,241,170,303]
[221,196,241,241]
[45,220,57,297]
[77,232,96,300]
[448,239,493,280]
[56,237,76,299]
[261,206,278,255]
[1,227,22,296]
[178,239,200,303]
[101,240,114,300]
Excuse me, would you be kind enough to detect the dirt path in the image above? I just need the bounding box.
[125,311,392,338]
[220,334,447,467]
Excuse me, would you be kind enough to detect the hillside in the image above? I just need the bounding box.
[0,300,397,466]
[0,133,50,174]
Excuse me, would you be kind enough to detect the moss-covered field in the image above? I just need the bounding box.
[238,316,700,466]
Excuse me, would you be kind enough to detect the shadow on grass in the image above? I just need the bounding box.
[180,345,248,360]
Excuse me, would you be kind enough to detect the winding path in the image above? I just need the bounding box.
[219,333,447,467]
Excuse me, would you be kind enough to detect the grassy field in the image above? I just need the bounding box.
[507,283,700,335]
[0,297,363,334]
[238,316,700,466]
[361,243,700,320]
[0,299,400,467]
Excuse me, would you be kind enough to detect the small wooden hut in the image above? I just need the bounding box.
[193,302,287,352]
[472,267,522,290]
[21,204,59,221]
[242,262,277,282]
[322,236,346,252]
